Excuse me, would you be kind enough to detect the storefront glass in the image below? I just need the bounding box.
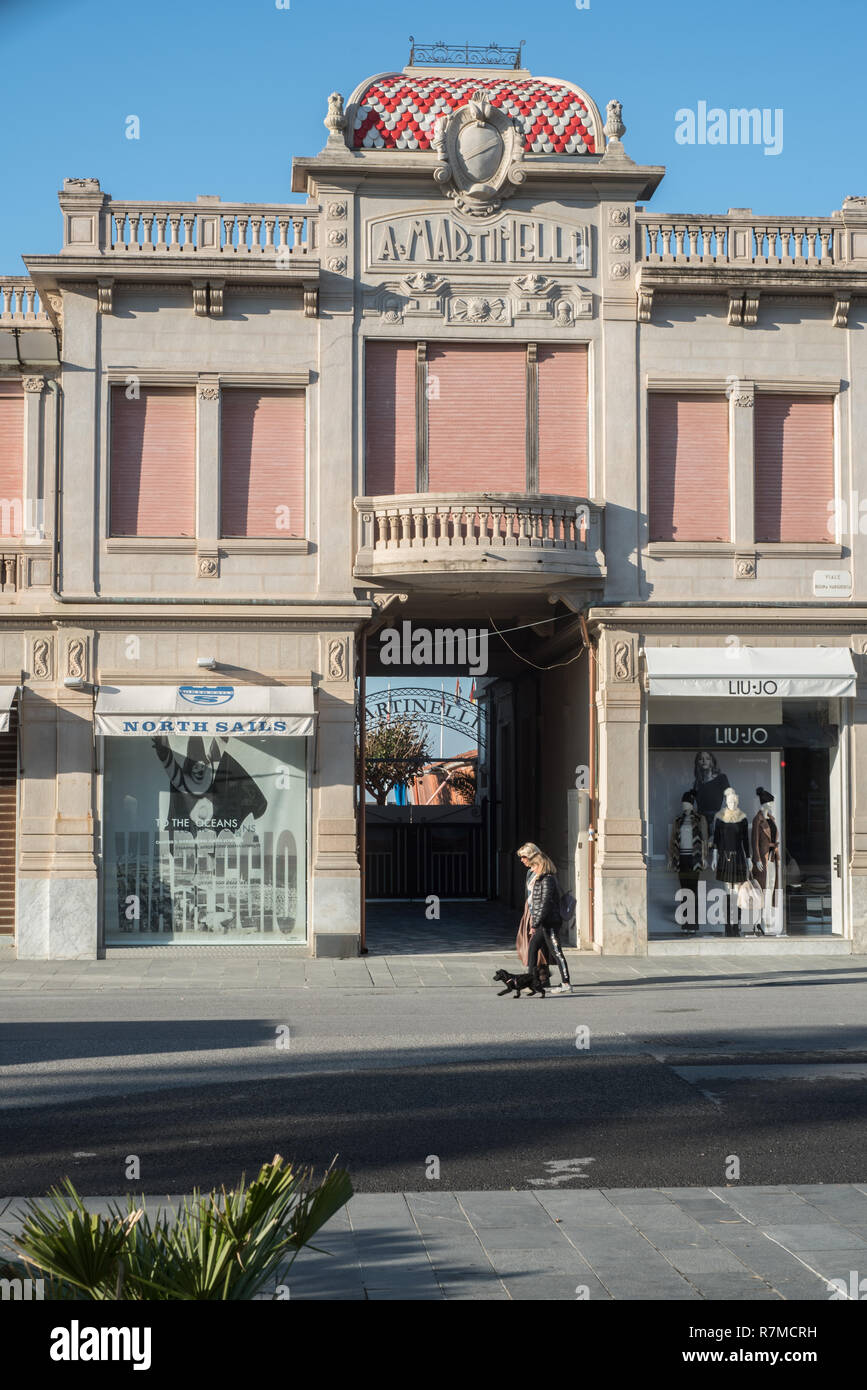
[103,734,307,943]
[648,701,837,938]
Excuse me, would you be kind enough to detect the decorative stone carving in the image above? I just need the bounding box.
[328,638,349,682]
[404,272,447,293]
[325,92,348,143]
[431,90,525,218]
[327,256,347,273]
[198,555,219,578]
[613,639,633,682]
[743,293,760,327]
[67,639,86,681]
[637,287,653,323]
[22,376,45,393]
[732,393,754,407]
[304,288,319,318]
[32,637,51,681]
[609,208,629,226]
[197,383,220,401]
[192,282,208,317]
[327,228,347,247]
[735,552,757,580]
[515,273,554,294]
[381,298,404,325]
[328,201,347,220]
[554,299,574,325]
[609,235,629,253]
[834,295,851,328]
[604,99,626,143]
[209,282,224,317]
[44,291,63,329]
[370,591,409,611]
[727,293,744,327]
[97,280,113,315]
[609,262,630,280]
[449,296,508,324]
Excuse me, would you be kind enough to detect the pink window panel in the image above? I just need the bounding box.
[754,394,834,542]
[110,386,196,537]
[0,383,24,538]
[221,389,305,538]
[648,393,730,541]
[365,343,417,495]
[426,345,527,491]
[537,345,588,495]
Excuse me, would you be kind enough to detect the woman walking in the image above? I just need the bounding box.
[517,842,572,994]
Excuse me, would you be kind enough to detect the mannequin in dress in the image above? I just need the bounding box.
[712,787,752,936]
[751,787,780,935]
[668,791,708,933]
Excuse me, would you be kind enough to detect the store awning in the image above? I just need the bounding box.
[0,686,18,733]
[94,685,315,737]
[645,647,857,699]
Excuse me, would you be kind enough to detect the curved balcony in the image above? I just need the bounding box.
[354,493,605,593]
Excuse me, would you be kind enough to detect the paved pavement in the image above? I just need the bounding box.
[3,1185,866,1300]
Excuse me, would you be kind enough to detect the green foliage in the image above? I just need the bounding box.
[360,712,430,804]
[3,1156,351,1301]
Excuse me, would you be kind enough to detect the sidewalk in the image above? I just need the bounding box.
[3,1186,865,1300]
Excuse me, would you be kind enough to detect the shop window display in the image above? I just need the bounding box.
[103,735,307,943]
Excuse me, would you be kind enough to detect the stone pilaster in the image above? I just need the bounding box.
[311,633,360,957]
[849,644,867,952]
[594,628,647,953]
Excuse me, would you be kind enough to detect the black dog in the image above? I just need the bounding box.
[493,965,550,998]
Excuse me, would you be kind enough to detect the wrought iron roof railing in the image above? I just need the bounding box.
[408,38,526,69]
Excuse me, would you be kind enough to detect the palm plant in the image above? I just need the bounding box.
[2,1155,351,1301]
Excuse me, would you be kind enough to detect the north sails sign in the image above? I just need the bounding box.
[367,212,588,269]
[94,686,315,737]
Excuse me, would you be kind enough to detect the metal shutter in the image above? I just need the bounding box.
[220,389,305,537]
[110,386,196,537]
[754,394,834,542]
[365,343,417,494]
[427,344,527,491]
[0,382,24,539]
[537,345,588,495]
[0,709,16,935]
[648,393,730,541]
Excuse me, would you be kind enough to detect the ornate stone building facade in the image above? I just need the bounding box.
[1,49,866,956]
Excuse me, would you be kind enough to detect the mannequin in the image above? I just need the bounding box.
[751,787,780,935]
[693,751,731,823]
[668,790,708,933]
[712,788,751,936]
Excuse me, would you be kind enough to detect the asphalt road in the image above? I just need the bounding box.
[2,962,867,1194]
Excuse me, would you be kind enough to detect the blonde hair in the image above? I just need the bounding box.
[518,843,557,876]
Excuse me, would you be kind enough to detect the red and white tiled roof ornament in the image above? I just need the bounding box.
[348,73,601,154]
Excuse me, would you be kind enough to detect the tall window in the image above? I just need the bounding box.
[0,382,24,540]
[648,392,730,542]
[754,394,834,543]
[110,386,196,537]
[220,389,306,538]
[363,341,589,495]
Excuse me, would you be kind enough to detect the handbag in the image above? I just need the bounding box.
[516,902,549,967]
[737,877,763,927]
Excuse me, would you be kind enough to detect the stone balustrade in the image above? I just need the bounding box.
[104,201,318,256]
[637,214,837,267]
[354,493,605,587]
[0,279,49,323]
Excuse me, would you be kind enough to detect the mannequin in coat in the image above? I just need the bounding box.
[752,786,781,932]
[712,787,752,936]
[668,790,708,932]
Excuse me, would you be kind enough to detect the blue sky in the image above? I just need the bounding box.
[2,0,864,271]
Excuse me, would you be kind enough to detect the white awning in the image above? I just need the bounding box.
[95,685,315,737]
[0,686,18,734]
[645,647,857,699]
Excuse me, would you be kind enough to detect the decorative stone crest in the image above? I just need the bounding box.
[198,555,219,578]
[732,393,754,407]
[609,235,629,253]
[735,552,757,580]
[197,383,220,401]
[612,638,633,683]
[327,229,347,247]
[432,91,525,218]
[609,262,630,280]
[327,256,347,273]
[609,208,629,226]
[67,639,86,681]
[328,201,347,220]
[324,92,347,144]
[32,637,51,681]
[22,376,45,393]
[450,296,507,324]
[404,272,446,293]
[515,273,553,294]
[328,638,349,682]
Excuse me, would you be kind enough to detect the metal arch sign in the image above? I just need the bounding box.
[363,686,485,747]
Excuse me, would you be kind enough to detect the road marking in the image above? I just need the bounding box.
[526,1158,596,1187]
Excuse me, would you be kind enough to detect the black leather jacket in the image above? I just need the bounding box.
[527,870,561,929]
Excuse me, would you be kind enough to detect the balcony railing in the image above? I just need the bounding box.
[104,201,319,256]
[354,493,604,586]
[637,213,837,268]
[0,278,49,323]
